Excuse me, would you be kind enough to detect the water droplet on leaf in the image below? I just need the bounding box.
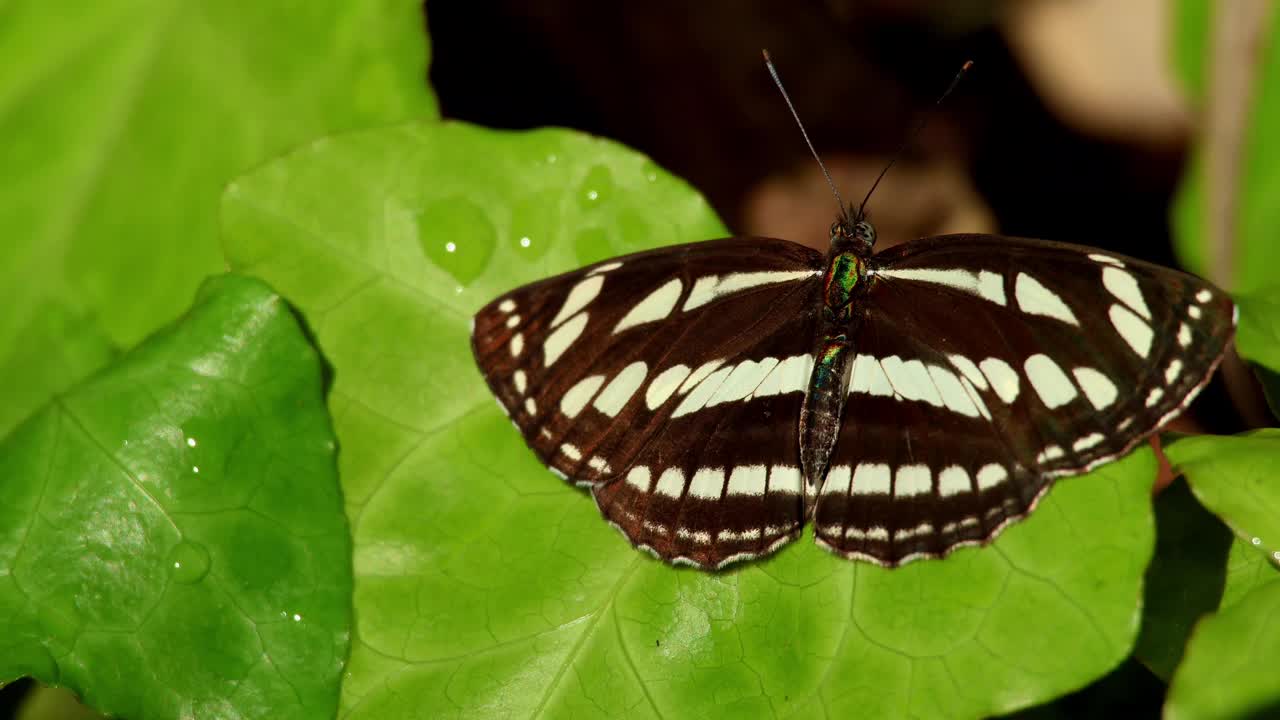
[417,198,496,285]
[168,540,211,584]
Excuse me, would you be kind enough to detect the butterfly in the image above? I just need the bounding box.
[470,56,1236,570]
[470,215,1235,569]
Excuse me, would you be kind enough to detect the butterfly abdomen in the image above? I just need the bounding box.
[800,248,870,513]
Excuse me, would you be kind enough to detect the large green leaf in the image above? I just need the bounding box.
[1165,579,1280,719]
[0,275,350,719]
[223,122,1159,718]
[0,0,435,439]
[1166,430,1280,559]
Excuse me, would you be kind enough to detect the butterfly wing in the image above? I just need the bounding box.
[472,237,826,567]
[813,234,1235,566]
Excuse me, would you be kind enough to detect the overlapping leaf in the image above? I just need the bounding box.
[222,122,1160,718]
[0,275,350,719]
[0,0,436,439]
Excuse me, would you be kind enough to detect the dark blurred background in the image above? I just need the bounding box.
[428,0,1188,265]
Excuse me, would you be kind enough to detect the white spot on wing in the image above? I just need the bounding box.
[550,276,604,328]
[877,268,1007,306]
[708,357,779,406]
[544,312,589,366]
[768,466,802,495]
[524,398,537,415]
[938,466,970,497]
[928,364,981,417]
[976,464,1008,490]
[894,464,932,497]
[593,361,648,417]
[678,359,724,394]
[727,465,768,496]
[823,465,852,495]
[513,370,527,394]
[980,358,1020,403]
[688,468,725,499]
[1195,288,1212,303]
[1165,359,1183,385]
[655,468,685,498]
[1189,305,1203,320]
[1073,433,1105,452]
[498,299,516,313]
[752,354,812,397]
[646,364,692,410]
[1016,272,1080,325]
[560,443,581,461]
[626,466,651,491]
[1024,354,1078,409]
[510,333,524,357]
[849,354,894,396]
[1037,445,1064,463]
[560,375,605,418]
[948,355,989,391]
[1146,387,1165,408]
[506,315,521,329]
[1072,367,1118,410]
[588,456,611,473]
[1110,304,1153,357]
[881,356,943,406]
[1102,267,1151,320]
[1089,253,1124,267]
[681,270,817,311]
[1178,322,1192,347]
[672,365,734,417]
[852,463,891,495]
[613,278,683,334]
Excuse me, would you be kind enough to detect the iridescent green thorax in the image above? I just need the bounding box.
[822,251,865,323]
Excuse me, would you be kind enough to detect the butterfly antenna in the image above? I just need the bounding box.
[856,59,974,220]
[762,49,849,223]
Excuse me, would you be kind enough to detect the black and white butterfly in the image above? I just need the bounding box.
[471,218,1235,569]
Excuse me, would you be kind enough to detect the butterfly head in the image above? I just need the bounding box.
[830,213,876,255]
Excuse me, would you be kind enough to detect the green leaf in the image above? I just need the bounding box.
[0,275,350,720]
[1171,0,1280,288]
[1165,579,1280,719]
[0,301,117,439]
[1133,479,1232,680]
[0,0,436,439]
[1234,290,1280,418]
[222,121,1160,719]
[1222,536,1280,608]
[1166,430,1280,559]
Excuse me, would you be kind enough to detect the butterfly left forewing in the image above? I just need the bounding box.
[814,234,1234,566]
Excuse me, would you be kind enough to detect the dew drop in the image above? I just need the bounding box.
[509,190,560,260]
[417,197,497,285]
[1253,537,1262,546]
[168,540,211,584]
[186,437,197,448]
[616,208,652,250]
[192,466,200,474]
[577,165,616,210]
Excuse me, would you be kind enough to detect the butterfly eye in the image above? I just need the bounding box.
[855,221,876,245]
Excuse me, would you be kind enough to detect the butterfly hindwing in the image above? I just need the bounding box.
[472,237,827,566]
[814,234,1235,565]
